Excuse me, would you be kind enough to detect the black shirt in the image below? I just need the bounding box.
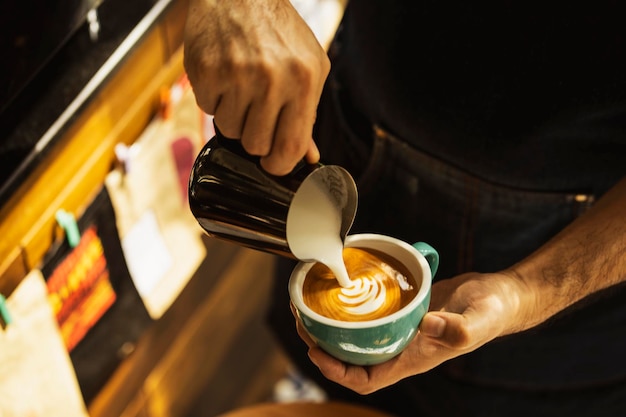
[323,0,626,392]
[334,1,626,194]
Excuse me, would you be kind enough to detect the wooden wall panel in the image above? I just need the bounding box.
[0,1,187,296]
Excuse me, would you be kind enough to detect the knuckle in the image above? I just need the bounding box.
[218,124,242,139]
[242,139,270,156]
[262,160,292,176]
[277,138,307,159]
[448,323,473,348]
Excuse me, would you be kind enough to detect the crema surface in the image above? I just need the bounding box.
[303,248,418,321]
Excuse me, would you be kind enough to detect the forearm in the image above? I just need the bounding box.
[508,177,626,331]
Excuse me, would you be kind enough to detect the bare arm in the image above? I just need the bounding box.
[509,177,626,331]
[184,0,328,175]
[297,177,626,393]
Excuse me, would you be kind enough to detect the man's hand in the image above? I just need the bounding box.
[293,271,529,394]
[293,177,626,394]
[184,0,328,175]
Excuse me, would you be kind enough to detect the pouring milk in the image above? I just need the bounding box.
[287,171,409,320]
[286,174,353,288]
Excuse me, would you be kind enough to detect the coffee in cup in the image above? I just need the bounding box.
[289,233,439,365]
[302,247,419,322]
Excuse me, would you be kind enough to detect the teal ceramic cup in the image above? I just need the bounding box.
[289,233,439,366]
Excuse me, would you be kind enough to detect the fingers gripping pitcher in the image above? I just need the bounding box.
[188,123,358,274]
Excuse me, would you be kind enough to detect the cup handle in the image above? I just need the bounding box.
[412,242,439,279]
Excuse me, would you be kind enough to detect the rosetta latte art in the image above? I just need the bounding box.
[303,248,418,321]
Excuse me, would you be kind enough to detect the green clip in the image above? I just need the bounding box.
[55,209,81,248]
[0,293,12,329]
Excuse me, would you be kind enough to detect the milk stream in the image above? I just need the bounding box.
[287,175,353,288]
[287,175,409,317]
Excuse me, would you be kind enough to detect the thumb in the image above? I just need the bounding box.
[421,309,501,352]
[420,311,482,351]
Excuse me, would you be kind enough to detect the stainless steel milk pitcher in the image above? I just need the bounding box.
[188,123,358,259]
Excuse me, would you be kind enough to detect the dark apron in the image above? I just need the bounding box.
[267,68,626,417]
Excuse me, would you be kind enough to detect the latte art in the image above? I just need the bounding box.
[338,276,386,315]
[303,248,419,321]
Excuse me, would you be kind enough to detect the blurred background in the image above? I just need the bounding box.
[0,0,344,416]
